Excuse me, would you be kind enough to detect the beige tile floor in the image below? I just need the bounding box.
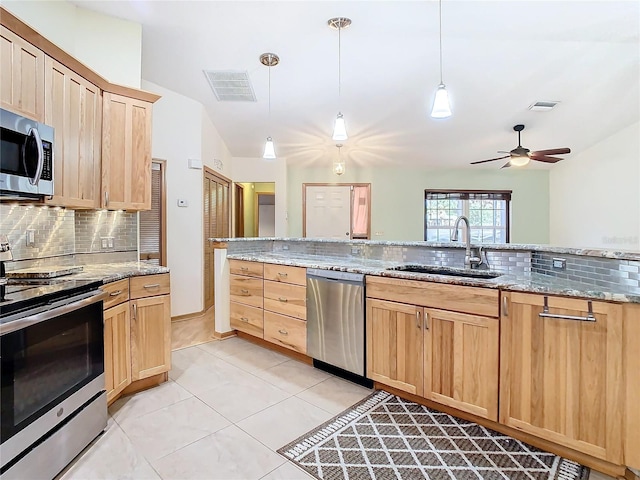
[59,337,616,480]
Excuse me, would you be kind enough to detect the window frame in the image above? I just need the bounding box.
[424,189,512,244]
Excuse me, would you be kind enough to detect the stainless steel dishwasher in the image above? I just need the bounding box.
[306,269,365,377]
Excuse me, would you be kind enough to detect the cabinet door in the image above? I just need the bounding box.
[500,292,624,463]
[104,302,132,402]
[131,294,171,380]
[366,298,423,396]
[102,92,152,210]
[1,26,45,121]
[424,309,499,421]
[45,56,101,208]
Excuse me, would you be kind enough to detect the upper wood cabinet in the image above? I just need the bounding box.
[44,57,102,208]
[0,25,45,121]
[102,92,152,210]
[500,292,624,464]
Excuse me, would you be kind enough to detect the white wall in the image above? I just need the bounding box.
[549,122,640,250]
[2,0,142,88]
[201,110,233,179]
[232,158,289,237]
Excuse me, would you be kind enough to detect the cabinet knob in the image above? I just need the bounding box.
[240,289,250,295]
[109,290,122,296]
[240,317,249,323]
[278,297,288,302]
[277,272,288,278]
[278,329,288,336]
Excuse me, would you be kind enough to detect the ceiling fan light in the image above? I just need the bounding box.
[430,84,452,118]
[509,155,530,167]
[263,136,276,159]
[332,112,348,141]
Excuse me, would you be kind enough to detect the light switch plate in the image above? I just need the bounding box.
[552,257,566,270]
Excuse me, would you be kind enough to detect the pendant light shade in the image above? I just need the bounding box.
[263,137,276,159]
[333,144,345,175]
[328,18,351,141]
[332,112,348,141]
[430,0,452,119]
[260,52,279,159]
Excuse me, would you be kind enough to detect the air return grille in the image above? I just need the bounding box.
[203,70,256,101]
[528,101,559,111]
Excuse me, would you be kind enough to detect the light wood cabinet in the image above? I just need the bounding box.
[101,92,152,210]
[102,278,129,310]
[44,56,101,208]
[366,298,424,396]
[263,281,306,320]
[230,302,264,337]
[263,264,306,286]
[230,261,264,338]
[104,301,132,402]
[230,275,263,309]
[131,294,171,380]
[130,273,171,299]
[624,303,640,469]
[230,259,264,278]
[1,25,45,121]
[424,308,499,421]
[500,292,624,464]
[263,311,307,354]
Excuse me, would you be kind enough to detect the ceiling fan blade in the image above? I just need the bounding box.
[501,162,511,169]
[530,155,563,163]
[470,155,510,165]
[531,148,571,156]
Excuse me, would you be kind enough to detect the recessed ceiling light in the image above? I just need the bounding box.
[528,101,560,112]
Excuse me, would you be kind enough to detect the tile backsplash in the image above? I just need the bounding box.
[0,204,138,268]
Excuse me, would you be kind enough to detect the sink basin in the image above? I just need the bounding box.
[386,264,503,279]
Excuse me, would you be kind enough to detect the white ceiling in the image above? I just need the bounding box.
[71,1,639,169]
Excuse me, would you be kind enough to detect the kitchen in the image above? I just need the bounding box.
[0,1,638,480]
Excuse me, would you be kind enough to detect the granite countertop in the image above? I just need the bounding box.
[227,252,640,304]
[8,262,169,284]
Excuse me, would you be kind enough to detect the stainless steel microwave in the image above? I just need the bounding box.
[0,108,54,199]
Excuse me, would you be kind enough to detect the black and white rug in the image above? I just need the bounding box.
[279,390,589,480]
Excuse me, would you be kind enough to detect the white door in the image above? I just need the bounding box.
[305,185,351,239]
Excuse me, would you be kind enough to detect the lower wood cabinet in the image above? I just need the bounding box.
[103,301,131,402]
[131,294,171,380]
[263,310,307,354]
[230,301,264,337]
[500,292,624,464]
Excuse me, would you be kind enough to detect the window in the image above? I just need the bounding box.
[424,190,511,243]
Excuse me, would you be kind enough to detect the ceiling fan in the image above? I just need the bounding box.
[471,124,571,168]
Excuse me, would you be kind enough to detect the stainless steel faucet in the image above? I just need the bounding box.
[451,216,482,269]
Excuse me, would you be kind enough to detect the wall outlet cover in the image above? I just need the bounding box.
[177,199,189,207]
[552,257,566,270]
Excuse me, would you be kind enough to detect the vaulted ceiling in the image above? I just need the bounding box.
[71,1,639,168]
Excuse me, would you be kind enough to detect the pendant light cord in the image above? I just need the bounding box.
[268,63,272,119]
[338,25,342,102]
[438,0,443,84]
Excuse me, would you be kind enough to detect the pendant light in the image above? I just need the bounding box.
[328,17,351,141]
[430,0,452,118]
[260,52,279,159]
[333,144,345,175]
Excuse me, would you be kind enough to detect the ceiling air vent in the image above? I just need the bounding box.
[528,101,560,112]
[203,70,256,102]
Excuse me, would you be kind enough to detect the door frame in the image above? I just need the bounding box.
[234,183,244,237]
[254,192,275,237]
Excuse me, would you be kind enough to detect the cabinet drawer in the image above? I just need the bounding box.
[130,273,170,299]
[230,275,263,308]
[264,281,306,320]
[229,260,264,278]
[102,279,130,309]
[230,302,264,338]
[263,264,306,286]
[264,311,307,354]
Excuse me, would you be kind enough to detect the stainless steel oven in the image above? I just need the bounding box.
[0,107,54,199]
[0,287,108,480]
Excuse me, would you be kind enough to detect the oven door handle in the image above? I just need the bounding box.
[24,127,44,186]
[0,290,109,336]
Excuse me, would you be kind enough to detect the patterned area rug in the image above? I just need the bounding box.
[279,390,590,480]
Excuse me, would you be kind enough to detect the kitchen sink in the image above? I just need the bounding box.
[386,264,503,279]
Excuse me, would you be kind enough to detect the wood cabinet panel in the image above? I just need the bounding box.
[230,301,264,338]
[131,294,171,381]
[230,275,263,308]
[263,310,307,354]
[263,264,306,286]
[44,56,101,208]
[500,292,624,463]
[101,92,152,210]
[130,273,170,299]
[102,278,130,309]
[366,298,423,396]
[624,303,640,469]
[1,25,44,121]
[424,308,499,421]
[229,259,264,278]
[104,302,131,402]
[366,276,499,317]
[263,281,306,320]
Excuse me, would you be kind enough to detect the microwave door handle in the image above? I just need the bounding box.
[24,127,44,186]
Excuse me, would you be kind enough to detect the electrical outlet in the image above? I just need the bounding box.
[101,237,108,249]
[552,257,566,270]
[26,229,35,247]
[107,237,114,248]
[282,245,289,251]
[351,246,361,254]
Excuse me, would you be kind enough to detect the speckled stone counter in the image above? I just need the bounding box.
[68,262,170,284]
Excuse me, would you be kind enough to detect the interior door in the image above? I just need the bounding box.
[304,185,351,239]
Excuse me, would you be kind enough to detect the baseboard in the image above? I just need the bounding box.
[171,309,206,322]
[213,330,235,339]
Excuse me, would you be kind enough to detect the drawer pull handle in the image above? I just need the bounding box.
[539,296,596,322]
[277,272,288,277]
[278,297,288,302]
[144,283,160,289]
[240,317,249,323]
[502,296,509,317]
[240,267,249,271]
[240,289,250,295]
[416,310,421,329]
[109,290,122,296]
[278,329,288,335]
[132,303,137,319]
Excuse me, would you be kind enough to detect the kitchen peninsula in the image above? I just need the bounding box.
[210,237,640,478]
